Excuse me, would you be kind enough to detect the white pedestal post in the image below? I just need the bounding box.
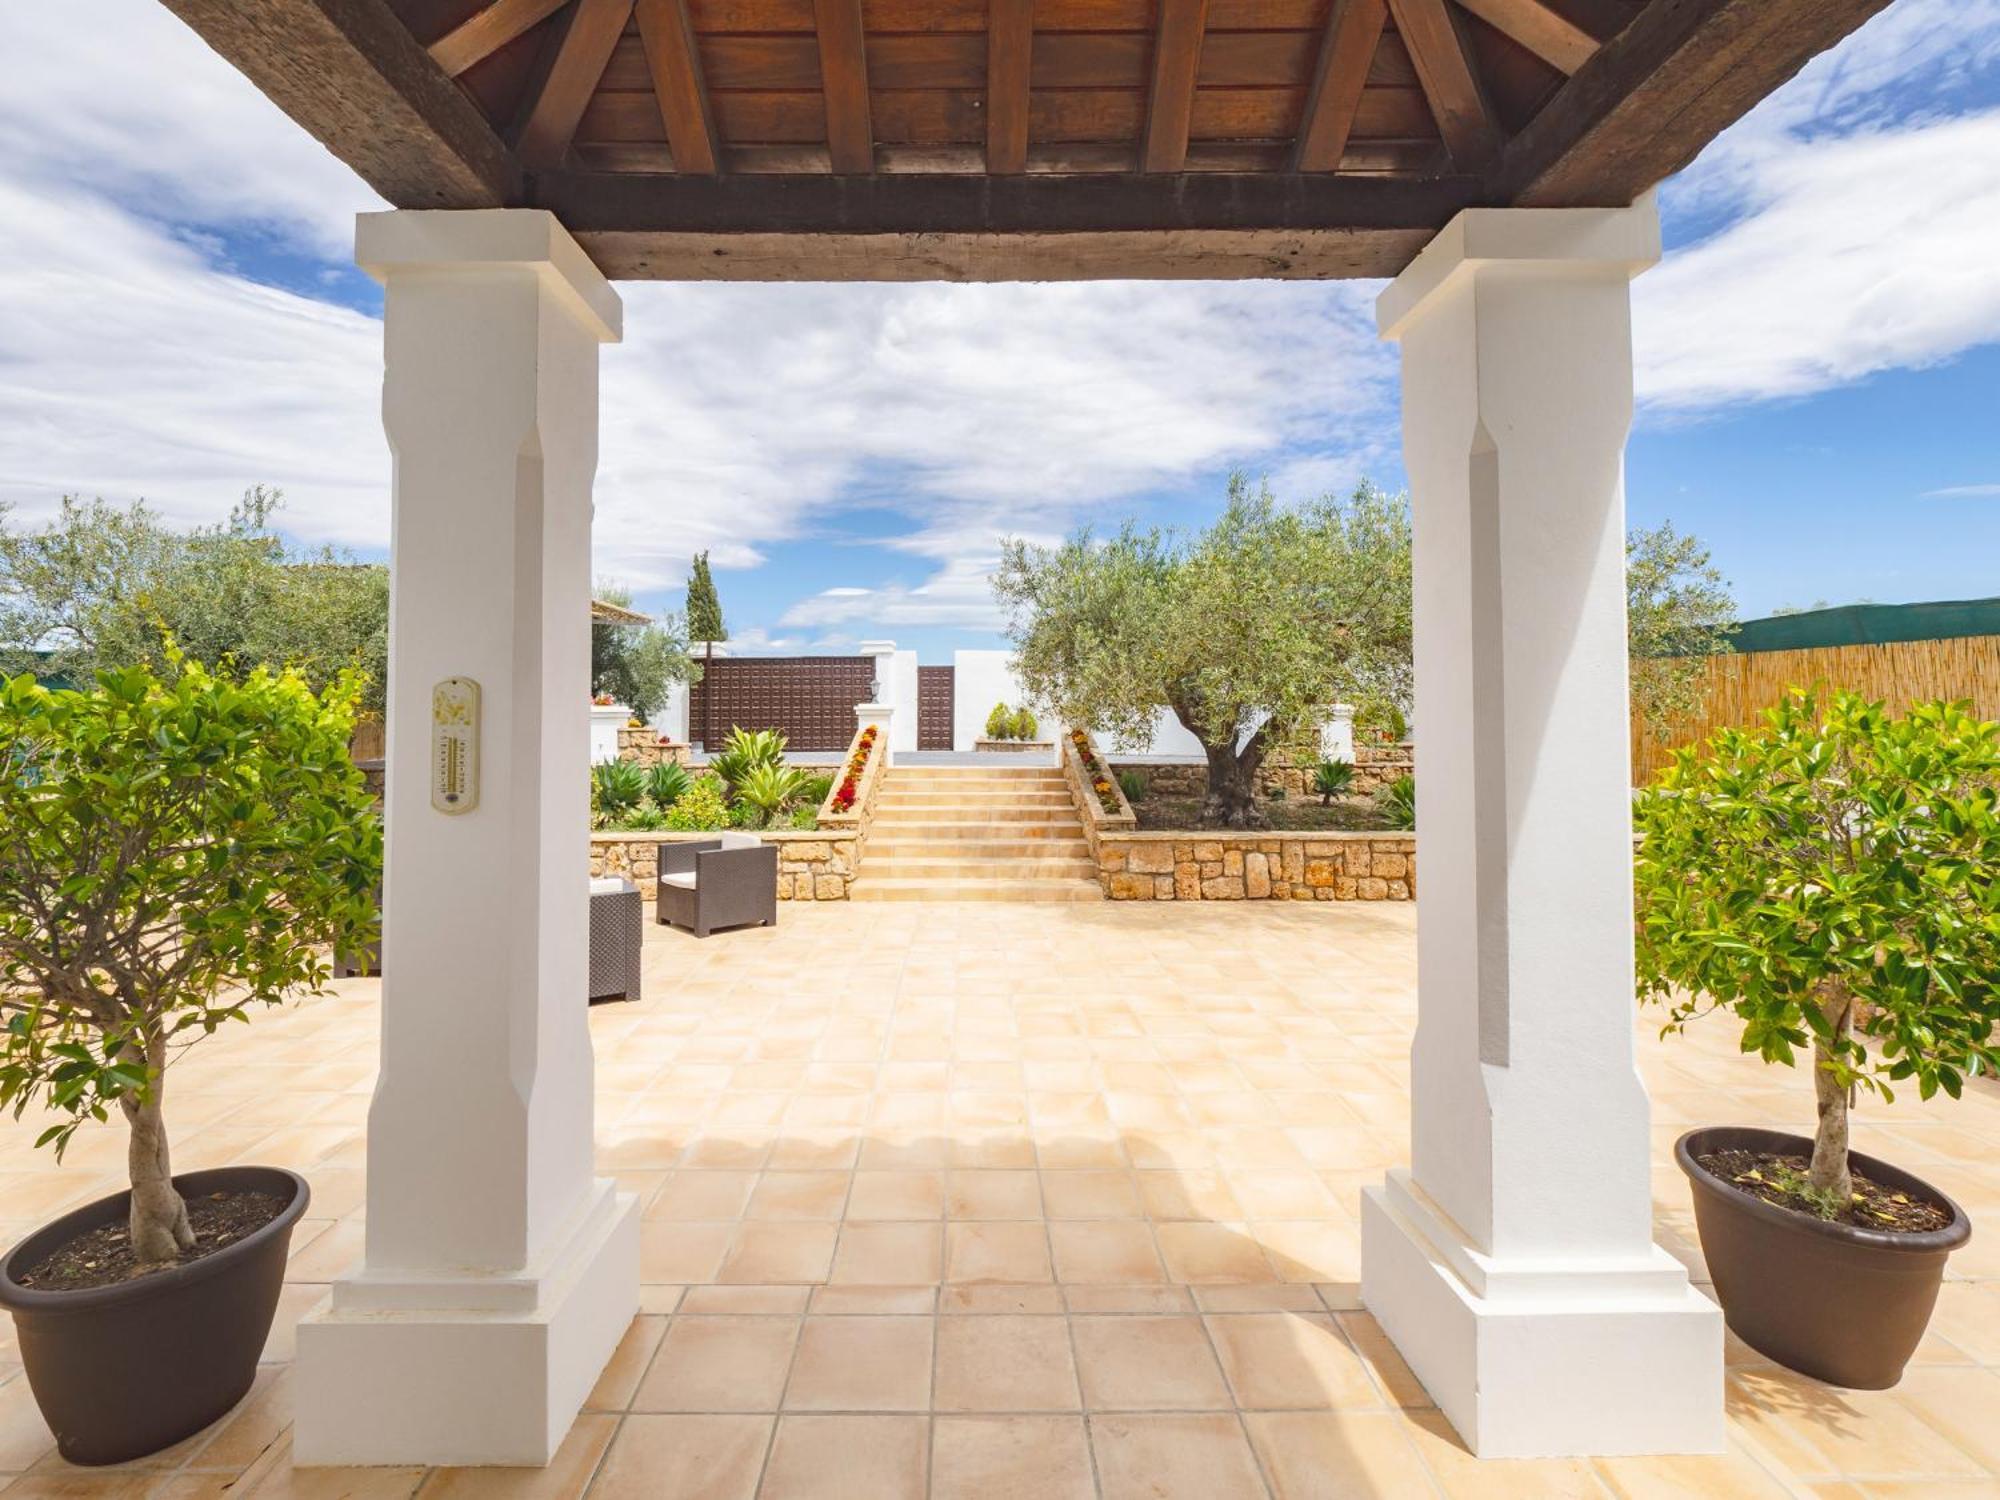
[857,639,899,762]
[295,210,639,1467]
[1319,703,1356,765]
[1358,199,1723,1459]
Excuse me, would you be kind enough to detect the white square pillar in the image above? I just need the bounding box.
[295,210,639,1467]
[1359,198,1723,1458]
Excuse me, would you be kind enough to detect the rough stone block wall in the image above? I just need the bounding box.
[1110,743,1413,802]
[1095,833,1415,901]
[590,830,859,901]
[616,726,693,770]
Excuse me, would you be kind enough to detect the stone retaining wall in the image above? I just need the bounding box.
[591,829,860,901]
[1111,742,1413,802]
[616,725,694,769]
[1095,831,1415,901]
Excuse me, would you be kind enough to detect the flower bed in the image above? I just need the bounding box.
[829,724,879,813]
[1069,728,1124,816]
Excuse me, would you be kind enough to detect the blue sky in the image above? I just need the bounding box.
[1,3,1997,665]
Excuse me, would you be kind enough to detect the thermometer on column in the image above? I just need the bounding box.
[431,677,480,814]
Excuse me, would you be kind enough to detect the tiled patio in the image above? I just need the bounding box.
[5,902,2000,1498]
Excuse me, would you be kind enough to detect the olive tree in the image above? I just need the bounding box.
[1634,691,2000,1202]
[590,584,694,721]
[0,654,382,1263]
[995,477,1412,828]
[1627,522,1736,744]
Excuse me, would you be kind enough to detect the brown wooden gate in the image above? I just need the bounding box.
[917,665,955,751]
[688,656,874,751]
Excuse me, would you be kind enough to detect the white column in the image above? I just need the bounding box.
[296,210,639,1467]
[857,639,899,760]
[1319,703,1355,764]
[1359,199,1722,1459]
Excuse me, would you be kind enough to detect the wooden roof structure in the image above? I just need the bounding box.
[160,0,1886,279]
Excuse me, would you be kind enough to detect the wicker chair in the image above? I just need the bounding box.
[654,832,778,938]
[589,876,644,1002]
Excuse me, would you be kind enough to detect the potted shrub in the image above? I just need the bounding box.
[0,655,381,1463]
[1635,691,1997,1387]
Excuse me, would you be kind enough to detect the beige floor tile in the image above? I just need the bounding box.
[416,1412,615,1500]
[1594,1447,1813,1499]
[1155,1221,1277,1284]
[644,1171,756,1221]
[1336,1310,1434,1408]
[677,1284,810,1315]
[809,1284,936,1314]
[1246,1409,1440,1500]
[1041,1171,1143,1219]
[1404,1407,1605,1499]
[583,1316,667,1411]
[783,1316,933,1411]
[1206,1312,1382,1409]
[931,1415,1096,1500]
[1728,1367,1986,1479]
[1090,1413,1268,1500]
[236,1445,426,1500]
[1064,1285,1193,1314]
[946,1171,1041,1220]
[844,1172,943,1221]
[0,1370,57,1471]
[946,1222,1053,1283]
[640,1222,733,1284]
[1071,1316,1232,1411]
[940,1283,1067,1315]
[1890,1364,2000,1471]
[757,1415,927,1500]
[1136,1170,1243,1220]
[934,1315,1081,1412]
[827,1222,942,1284]
[631,1316,799,1412]
[716,1222,836,1284]
[587,1413,770,1500]
[744,1171,849,1221]
[1048,1221,1168,1284]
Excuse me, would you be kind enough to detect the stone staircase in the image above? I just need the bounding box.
[850,765,1105,902]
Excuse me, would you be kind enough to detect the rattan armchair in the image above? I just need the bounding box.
[654,832,778,937]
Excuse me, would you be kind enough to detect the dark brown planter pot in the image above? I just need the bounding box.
[1676,1126,1969,1388]
[0,1166,310,1465]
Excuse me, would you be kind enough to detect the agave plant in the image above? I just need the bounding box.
[1312,758,1355,805]
[1376,773,1415,830]
[708,725,787,792]
[645,760,691,808]
[736,763,812,828]
[591,758,647,813]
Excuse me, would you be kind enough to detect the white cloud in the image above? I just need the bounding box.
[1923,484,2000,498]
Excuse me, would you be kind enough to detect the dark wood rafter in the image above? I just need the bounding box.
[634,0,719,174]
[1386,0,1502,171]
[1453,0,1629,75]
[515,0,633,171]
[1142,0,1210,174]
[157,0,520,206]
[427,0,569,77]
[985,0,1034,175]
[1294,0,1390,172]
[1497,0,1896,206]
[813,0,875,174]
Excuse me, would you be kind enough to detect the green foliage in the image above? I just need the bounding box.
[0,653,381,1183]
[1313,759,1355,804]
[685,552,726,645]
[1376,774,1415,830]
[1117,769,1148,803]
[786,805,820,831]
[1627,522,1737,743]
[996,476,1412,827]
[663,774,731,831]
[590,584,693,721]
[985,701,1013,739]
[736,763,813,828]
[709,725,787,793]
[1634,691,2000,1188]
[1011,706,1039,740]
[591,759,648,814]
[645,761,692,808]
[0,489,390,718]
[800,773,834,807]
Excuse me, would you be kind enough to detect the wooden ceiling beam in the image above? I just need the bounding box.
[813,0,875,173]
[428,0,570,78]
[157,0,521,206]
[635,0,719,173]
[515,0,633,169]
[1386,0,1501,171]
[986,0,1034,175]
[1496,0,1894,206]
[1453,0,1628,76]
[1142,0,1209,173]
[1293,0,1389,172]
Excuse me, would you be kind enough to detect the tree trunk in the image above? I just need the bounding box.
[1808,987,1854,1203]
[1199,741,1268,829]
[121,1039,194,1265]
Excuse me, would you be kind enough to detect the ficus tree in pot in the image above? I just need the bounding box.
[1633,689,1999,1384]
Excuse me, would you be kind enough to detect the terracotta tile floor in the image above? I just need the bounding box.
[6,901,2000,1498]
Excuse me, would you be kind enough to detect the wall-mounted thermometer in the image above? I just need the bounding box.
[431,677,480,815]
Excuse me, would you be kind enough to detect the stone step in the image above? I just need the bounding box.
[883,774,1067,789]
[849,877,1105,903]
[873,807,1084,825]
[865,838,1094,860]
[864,857,1101,881]
[875,792,1077,809]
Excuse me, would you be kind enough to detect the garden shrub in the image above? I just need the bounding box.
[663,774,730,831]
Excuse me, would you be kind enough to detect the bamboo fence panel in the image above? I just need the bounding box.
[1632,636,2000,782]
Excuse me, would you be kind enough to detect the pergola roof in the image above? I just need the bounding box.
[589,596,653,624]
[161,0,1884,279]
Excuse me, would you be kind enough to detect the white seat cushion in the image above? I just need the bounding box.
[590,877,633,896]
[718,831,761,849]
[657,871,698,891]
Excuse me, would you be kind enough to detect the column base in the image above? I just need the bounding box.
[293,1182,639,1466]
[1361,1171,1723,1458]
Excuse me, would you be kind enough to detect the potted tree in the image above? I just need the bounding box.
[0,654,382,1463]
[1634,690,1997,1388]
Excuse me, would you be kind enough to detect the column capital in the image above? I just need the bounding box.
[1377,195,1660,343]
[357,208,622,344]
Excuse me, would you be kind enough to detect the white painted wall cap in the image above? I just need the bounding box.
[1377,194,1661,342]
[355,208,623,344]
